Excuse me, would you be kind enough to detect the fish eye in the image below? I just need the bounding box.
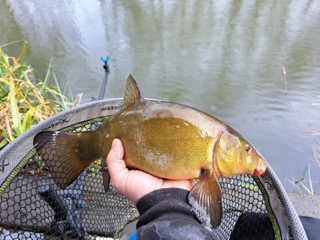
[245,144,251,152]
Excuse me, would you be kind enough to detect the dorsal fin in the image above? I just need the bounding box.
[124,75,141,106]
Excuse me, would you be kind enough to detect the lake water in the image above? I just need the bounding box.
[1,0,320,193]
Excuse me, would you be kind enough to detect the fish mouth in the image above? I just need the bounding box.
[253,158,267,176]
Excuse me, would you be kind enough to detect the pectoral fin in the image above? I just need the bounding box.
[188,170,222,229]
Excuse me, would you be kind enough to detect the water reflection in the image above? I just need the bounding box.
[1,0,320,192]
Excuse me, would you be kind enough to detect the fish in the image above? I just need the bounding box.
[33,75,267,229]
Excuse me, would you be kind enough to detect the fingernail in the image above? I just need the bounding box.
[112,139,120,158]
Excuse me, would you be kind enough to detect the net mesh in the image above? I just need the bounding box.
[0,99,307,239]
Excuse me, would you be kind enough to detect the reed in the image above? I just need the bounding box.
[0,41,79,149]
[287,164,315,195]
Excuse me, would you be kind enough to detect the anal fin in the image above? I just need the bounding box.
[188,170,222,229]
[101,160,110,192]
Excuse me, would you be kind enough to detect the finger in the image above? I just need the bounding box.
[106,139,124,163]
[106,139,128,181]
[113,138,124,159]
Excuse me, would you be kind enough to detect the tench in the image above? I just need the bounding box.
[33,75,267,229]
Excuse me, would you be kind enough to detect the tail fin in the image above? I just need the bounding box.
[34,131,97,189]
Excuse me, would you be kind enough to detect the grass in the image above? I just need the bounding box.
[0,41,100,175]
[286,133,319,195]
[287,164,316,195]
[0,41,80,149]
[286,96,320,195]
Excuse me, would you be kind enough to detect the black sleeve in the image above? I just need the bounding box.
[135,188,216,240]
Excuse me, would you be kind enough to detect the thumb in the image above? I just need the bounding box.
[106,138,124,162]
[106,139,128,181]
[112,138,124,159]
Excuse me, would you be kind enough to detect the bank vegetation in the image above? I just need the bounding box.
[0,41,79,149]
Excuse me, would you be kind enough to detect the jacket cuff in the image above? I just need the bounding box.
[136,188,190,215]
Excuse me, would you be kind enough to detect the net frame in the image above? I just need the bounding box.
[0,98,308,239]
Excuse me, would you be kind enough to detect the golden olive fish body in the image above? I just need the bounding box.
[34,75,267,229]
[106,100,259,179]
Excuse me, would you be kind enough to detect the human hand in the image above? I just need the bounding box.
[106,139,194,204]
